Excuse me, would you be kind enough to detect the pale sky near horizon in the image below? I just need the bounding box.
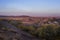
[0,0,60,16]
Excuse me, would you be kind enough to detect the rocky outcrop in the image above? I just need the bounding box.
[0,21,40,40]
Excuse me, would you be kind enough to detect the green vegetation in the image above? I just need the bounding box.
[17,24,60,40]
[0,19,60,40]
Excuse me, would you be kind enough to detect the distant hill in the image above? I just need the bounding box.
[0,15,60,24]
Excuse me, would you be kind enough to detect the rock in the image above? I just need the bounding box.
[0,21,40,40]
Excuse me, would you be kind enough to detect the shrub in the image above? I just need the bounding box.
[55,27,60,40]
[36,24,59,40]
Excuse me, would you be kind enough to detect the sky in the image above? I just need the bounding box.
[0,0,60,16]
